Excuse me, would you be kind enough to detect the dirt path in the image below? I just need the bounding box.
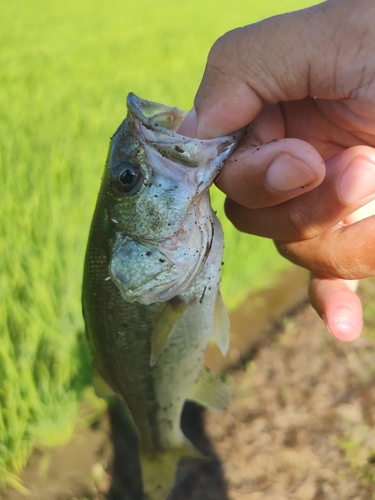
[205,301,375,500]
[4,273,375,500]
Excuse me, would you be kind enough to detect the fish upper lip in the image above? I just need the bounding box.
[127,92,187,135]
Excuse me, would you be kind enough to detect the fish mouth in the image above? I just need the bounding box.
[108,94,244,305]
[127,93,188,133]
[126,93,243,173]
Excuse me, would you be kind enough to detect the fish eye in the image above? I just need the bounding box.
[111,161,142,195]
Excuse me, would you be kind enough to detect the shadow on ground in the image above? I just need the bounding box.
[107,400,229,500]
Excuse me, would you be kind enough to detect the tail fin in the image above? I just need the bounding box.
[140,441,204,500]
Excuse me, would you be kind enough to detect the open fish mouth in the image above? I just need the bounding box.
[126,92,243,173]
[107,94,244,305]
[127,92,188,133]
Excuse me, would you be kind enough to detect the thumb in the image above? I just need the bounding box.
[193,0,360,139]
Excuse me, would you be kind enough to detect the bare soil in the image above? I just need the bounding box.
[4,270,375,500]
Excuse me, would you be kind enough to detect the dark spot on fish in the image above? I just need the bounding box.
[159,258,165,263]
[146,251,152,257]
[154,195,158,198]
[174,145,185,153]
[256,147,259,151]
[159,418,173,430]
[222,261,224,265]
[158,184,162,187]
[199,286,207,304]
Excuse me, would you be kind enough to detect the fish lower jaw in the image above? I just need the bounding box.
[109,213,214,305]
[112,273,183,305]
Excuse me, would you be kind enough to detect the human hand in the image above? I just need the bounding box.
[178,0,375,341]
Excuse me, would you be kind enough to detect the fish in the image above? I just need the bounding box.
[82,93,242,499]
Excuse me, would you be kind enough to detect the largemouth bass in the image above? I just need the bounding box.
[82,93,242,499]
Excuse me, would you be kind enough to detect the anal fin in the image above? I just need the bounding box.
[188,367,231,412]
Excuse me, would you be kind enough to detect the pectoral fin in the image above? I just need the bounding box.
[188,367,231,412]
[151,299,188,367]
[212,292,230,356]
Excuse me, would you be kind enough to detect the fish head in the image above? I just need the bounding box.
[101,93,242,305]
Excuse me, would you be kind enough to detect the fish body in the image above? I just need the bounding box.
[82,94,241,498]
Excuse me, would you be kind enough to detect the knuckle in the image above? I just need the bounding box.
[328,252,367,280]
[273,240,290,259]
[207,28,243,75]
[207,36,229,72]
[275,235,359,281]
[322,250,351,279]
[287,204,323,240]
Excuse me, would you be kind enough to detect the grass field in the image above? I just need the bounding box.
[0,0,319,489]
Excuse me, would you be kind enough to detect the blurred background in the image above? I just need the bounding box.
[0,0,319,493]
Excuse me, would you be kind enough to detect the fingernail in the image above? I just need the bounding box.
[266,154,317,192]
[323,310,360,342]
[339,156,375,204]
[176,108,198,138]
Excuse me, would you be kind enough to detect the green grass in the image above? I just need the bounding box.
[0,0,319,488]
